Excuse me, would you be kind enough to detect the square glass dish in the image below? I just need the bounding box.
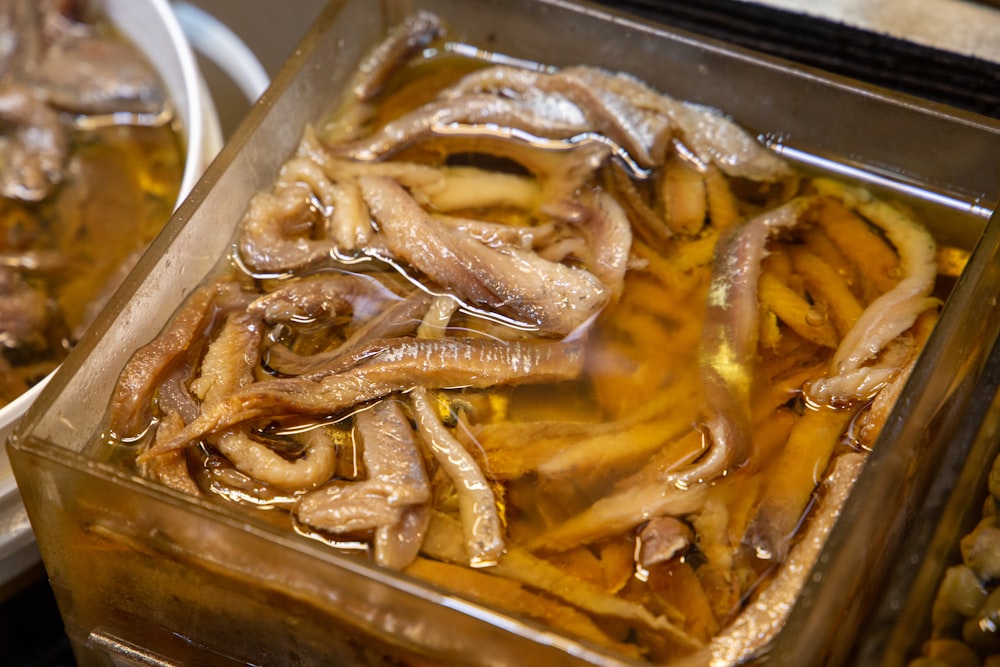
[10,0,1000,665]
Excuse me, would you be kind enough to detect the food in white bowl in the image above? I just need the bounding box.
[0,0,219,590]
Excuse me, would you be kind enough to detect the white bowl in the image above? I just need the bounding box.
[0,0,223,591]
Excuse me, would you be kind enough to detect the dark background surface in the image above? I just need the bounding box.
[597,0,1000,119]
[6,0,1000,664]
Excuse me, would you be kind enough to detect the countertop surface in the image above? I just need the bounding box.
[738,0,1000,62]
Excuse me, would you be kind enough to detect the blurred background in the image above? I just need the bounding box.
[0,6,327,666]
[181,0,327,137]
